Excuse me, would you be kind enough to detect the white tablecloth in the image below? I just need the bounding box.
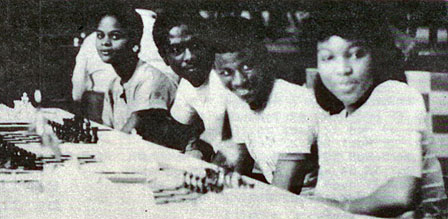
[0,108,375,218]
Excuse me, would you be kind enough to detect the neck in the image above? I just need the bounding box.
[112,56,139,84]
[249,78,275,112]
[345,84,375,116]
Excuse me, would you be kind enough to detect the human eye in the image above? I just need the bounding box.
[219,68,234,77]
[349,47,368,59]
[319,53,334,62]
[241,64,254,73]
[169,45,185,56]
[111,33,122,40]
[96,32,104,40]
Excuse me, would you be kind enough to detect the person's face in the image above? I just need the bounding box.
[317,35,374,108]
[165,24,214,87]
[96,16,133,64]
[215,48,270,105]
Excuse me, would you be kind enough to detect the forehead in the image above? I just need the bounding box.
[215,49,256,67]
[168,24,196,44]
[98,16,122,30]
[317,35,362,52]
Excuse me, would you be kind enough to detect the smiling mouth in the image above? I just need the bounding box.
[337,82,358,92]
[234,89,252,98]
[186,68,197,73]
[100,50,112,56]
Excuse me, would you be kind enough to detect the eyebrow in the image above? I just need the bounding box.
[347,40,366,48]
[95,30,124,34]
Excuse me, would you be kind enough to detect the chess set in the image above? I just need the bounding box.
[0,115,100,171]
[153,168,255,205]
[48,115,99,144]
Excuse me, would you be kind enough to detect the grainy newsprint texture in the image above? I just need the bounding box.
[1,1,447,218]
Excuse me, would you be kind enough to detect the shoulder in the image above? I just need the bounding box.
[371,80,425,111]
[137,61,175,84]
[173,79,199,103]
[271,79,317,108]
[368,80,427,130]
[273,79,313,99]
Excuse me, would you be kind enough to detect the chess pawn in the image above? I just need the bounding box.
[21,92,29,104]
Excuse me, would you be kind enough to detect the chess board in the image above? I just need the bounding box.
[0,131,98,171]
[151,168,255,205]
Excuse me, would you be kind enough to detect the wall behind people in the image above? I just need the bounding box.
[1,0,447,109]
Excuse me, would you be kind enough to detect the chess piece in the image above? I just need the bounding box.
[91,127,99,143]
[34,89,42,108]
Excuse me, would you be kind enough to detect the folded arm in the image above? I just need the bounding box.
[272,153,312,194]
[313,176,420,218]
[134,109,204,151]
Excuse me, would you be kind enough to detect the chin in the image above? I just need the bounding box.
[99,56,112,64]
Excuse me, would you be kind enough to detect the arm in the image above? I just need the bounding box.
[184,138,215,162]
[72,35,93,102]
[344,176,420,217]
[72,57,88,102]
[135,109,203,151]
[272,153,311,194]
[312,176,420,218]
[212,142,254,175]
[121,112,139,134]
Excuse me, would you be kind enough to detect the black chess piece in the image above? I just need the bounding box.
[84,123,92,143]
[91,127,98,143]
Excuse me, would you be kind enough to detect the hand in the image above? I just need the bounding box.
[184,149,204,160]
[212,141,253,174]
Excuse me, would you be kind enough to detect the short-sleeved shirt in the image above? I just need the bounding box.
[315,80,425,201]
[102,60,177,130]
[227,79,326,183]
[170,70,228,147]
[71,9,178,100]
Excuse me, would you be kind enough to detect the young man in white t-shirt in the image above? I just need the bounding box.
[212,17,324,193]
[147,10,227,161]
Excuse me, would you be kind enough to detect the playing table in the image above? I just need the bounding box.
[0,108,374,218]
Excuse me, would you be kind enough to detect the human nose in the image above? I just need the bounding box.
[101,36,112,47]
[181,48,193,67]
[334,58,352,76]
[232,70,248,88]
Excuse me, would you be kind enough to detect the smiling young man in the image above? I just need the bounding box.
[144,10,232,161]
[212,17,325,193]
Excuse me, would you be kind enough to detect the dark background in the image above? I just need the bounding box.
[1,0,447,110]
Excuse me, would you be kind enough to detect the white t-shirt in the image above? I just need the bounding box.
[170,70,228,147]
[227,79,325,183]
[102,60,177,130]
[315,80,424,201]
[71,9,178,101]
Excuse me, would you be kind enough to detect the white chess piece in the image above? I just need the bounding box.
[21,92,29,104]
[34,89,42,106]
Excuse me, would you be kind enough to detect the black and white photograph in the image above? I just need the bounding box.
[0,0,447,218]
